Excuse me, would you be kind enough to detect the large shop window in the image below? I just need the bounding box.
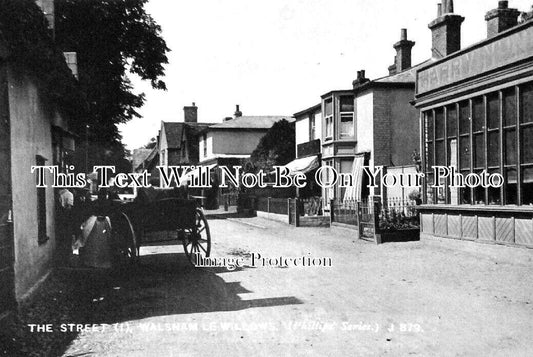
[422,81,533,206]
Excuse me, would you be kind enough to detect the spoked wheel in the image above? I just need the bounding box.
[112,212,138,265]
[183,208,211,266]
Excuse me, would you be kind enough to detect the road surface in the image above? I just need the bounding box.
[59,216,533,357]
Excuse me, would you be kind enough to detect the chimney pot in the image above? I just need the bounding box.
[401,28,407,40]
[437,3,443,17]
[448,0,454,13]
[498,1,508,9]
[234,104,242,118]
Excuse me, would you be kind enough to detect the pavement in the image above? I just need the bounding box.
[8,214,533,356]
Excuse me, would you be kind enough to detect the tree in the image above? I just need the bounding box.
[249,119,295,172]
[55,0,169,169]
[144,137,157,149]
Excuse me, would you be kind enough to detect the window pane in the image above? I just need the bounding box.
[459,101,470,134]
[474,134,485,168]
[488,169,501,205]
[339,96,354,112]
[503,88,517,127]
[459,136,470,170]
[425,111,434,141]
[426,174,435,204]
[474,171,486,205]
[487,93,500,129]
[326,118,333,138]
[447,105,457,137]
[522,126,533,164]
[436,140,445,166]
[448,139,457,166]
[324,99,333,116]
[340,114,354,138]
[460,182,471,205]
[472,97,484,132]
[505,129,517,165]
[522,167,533,205]
[488,131,500,167]
[435,108,445,139]
[521,83,533,124]
[506,168,518,205]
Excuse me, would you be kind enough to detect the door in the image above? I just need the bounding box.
[0,63,15,322]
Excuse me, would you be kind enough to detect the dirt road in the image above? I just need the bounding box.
[47,216,533,356]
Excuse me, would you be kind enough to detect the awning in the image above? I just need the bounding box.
[280,155,320,175]
[343,155,365,201]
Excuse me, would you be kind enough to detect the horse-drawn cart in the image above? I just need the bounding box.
[79,188,211,267]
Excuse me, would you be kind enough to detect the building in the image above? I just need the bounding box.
[414,1,533,247]
[198,105,293,167]
[158,103,214,167]
[0,0,77,322]
[290,104,322,198]
[290,29,421,207]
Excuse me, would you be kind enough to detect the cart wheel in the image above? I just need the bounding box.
[183,208,211,266]
[113,212,138,265]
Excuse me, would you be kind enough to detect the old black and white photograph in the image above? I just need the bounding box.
[1,0,533,356]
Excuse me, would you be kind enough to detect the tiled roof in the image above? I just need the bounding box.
[209,116,294,130]
[162,122,184,149]
[132,149,152,170]
[373,60,433,84]
[162,122,216,148]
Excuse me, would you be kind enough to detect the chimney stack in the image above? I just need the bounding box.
[352,70,370,88]
[428,0,464,59]
[485,1,520,38]
[234,104,242,118]
[183,102,198,123]
[392,29,415,73]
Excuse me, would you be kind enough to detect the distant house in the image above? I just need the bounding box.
[158,103,215,167]
[198,105,294,168]
[131,148,152,172]
[0,0,77,322]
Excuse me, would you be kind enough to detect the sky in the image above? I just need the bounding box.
[119,0,533,150]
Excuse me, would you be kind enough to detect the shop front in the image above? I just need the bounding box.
[414,19,533,248]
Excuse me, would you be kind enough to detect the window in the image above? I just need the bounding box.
[202,134,207,158]
[339,96,354,112]
[520,84,533,205]
[324,98,333,140]
[339,96,355,139]
[36,155,48,244]
[310,114,316,140]
[423,82,533,206]
[340,114,354,138]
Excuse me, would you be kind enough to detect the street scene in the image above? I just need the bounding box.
[1,0,533,356]
[4,215,533,356]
